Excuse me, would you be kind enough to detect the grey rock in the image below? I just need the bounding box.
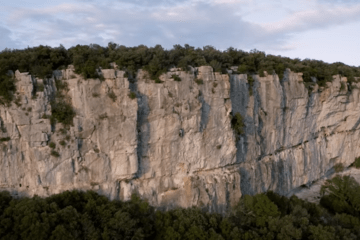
[1,67,360,213]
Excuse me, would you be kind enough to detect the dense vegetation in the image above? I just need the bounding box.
[1,174,360,239]
[1,43,360,105]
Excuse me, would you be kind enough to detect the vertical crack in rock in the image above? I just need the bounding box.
[134,80,150,179]
[230,74,249,163]
[198,92,211,132]
[280,73,287,148]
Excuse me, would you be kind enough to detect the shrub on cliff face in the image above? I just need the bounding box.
[334,163,344,173]
[353,157,360,168]
[128,91,136,99]
[171,74,181,82]
[0,76,16,105]
[248,75,254,96]
[51,100,76,126]
[107,91,117,102]
[231,112,245,136]
[195,78,203,85]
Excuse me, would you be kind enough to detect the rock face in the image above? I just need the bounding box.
[1,66,359,213]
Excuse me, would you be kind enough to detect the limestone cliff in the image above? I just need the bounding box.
[1,66,359,213]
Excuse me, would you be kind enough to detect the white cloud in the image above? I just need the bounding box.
[0,0,359,66]
[262,4,360,34]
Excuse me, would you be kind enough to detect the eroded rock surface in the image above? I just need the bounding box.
[1,66,360,213]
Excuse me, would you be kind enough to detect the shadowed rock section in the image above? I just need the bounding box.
[1,66,360,213]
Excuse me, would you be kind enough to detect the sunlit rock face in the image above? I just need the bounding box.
[1,65,359,213]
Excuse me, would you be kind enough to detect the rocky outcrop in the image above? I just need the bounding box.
[1,65,360,213]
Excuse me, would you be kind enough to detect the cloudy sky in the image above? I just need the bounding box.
[0,0,359,66]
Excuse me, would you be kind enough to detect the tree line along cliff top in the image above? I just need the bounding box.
[0,43,360,105]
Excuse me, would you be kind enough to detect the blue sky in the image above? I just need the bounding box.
[0,0,359,66]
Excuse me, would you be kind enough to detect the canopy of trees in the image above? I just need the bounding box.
[1,43,360,105]
[1,174,360,239]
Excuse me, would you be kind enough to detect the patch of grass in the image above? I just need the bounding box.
[59,140,66,146]
[92,93,100,98]
[172,74,181,81]
[49,142,56,149]
[0,137,10,142]
[195,78,203,85]
[51,150,60,157]
[217,145,222,149]
[128,91,136,99]
[108,91,117,102]
[65,135,71,141]
[334,163,344,173]
[42,114,49,119]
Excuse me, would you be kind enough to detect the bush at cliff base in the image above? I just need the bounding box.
[1,175,360,239]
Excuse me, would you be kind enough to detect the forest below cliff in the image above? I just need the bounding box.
[1,172,360,240]
[1,43,360,106]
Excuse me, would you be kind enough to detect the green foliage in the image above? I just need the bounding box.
[0,76,16,105]
[1,44,360,106]
[248,75,254,96]
[340,82,346,91]
[231,112,245,136]
[51,100,75,126]
[49,79,75,127]
[59,140,66,146]
[353,157,360,168]
[107,91,117,102]
[171,74,181,81]
[99,113,108,120]
[154,78,163,84]
[51,150,60,157]
[36,83,44,92]
[320,175,360,217]
[334,163,344,173]
[49,142,56,149]
[128,91,137,99]
[2,178,360,240]
[195,78,203,85]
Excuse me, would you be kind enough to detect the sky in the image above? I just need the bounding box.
[0,0,359,67]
